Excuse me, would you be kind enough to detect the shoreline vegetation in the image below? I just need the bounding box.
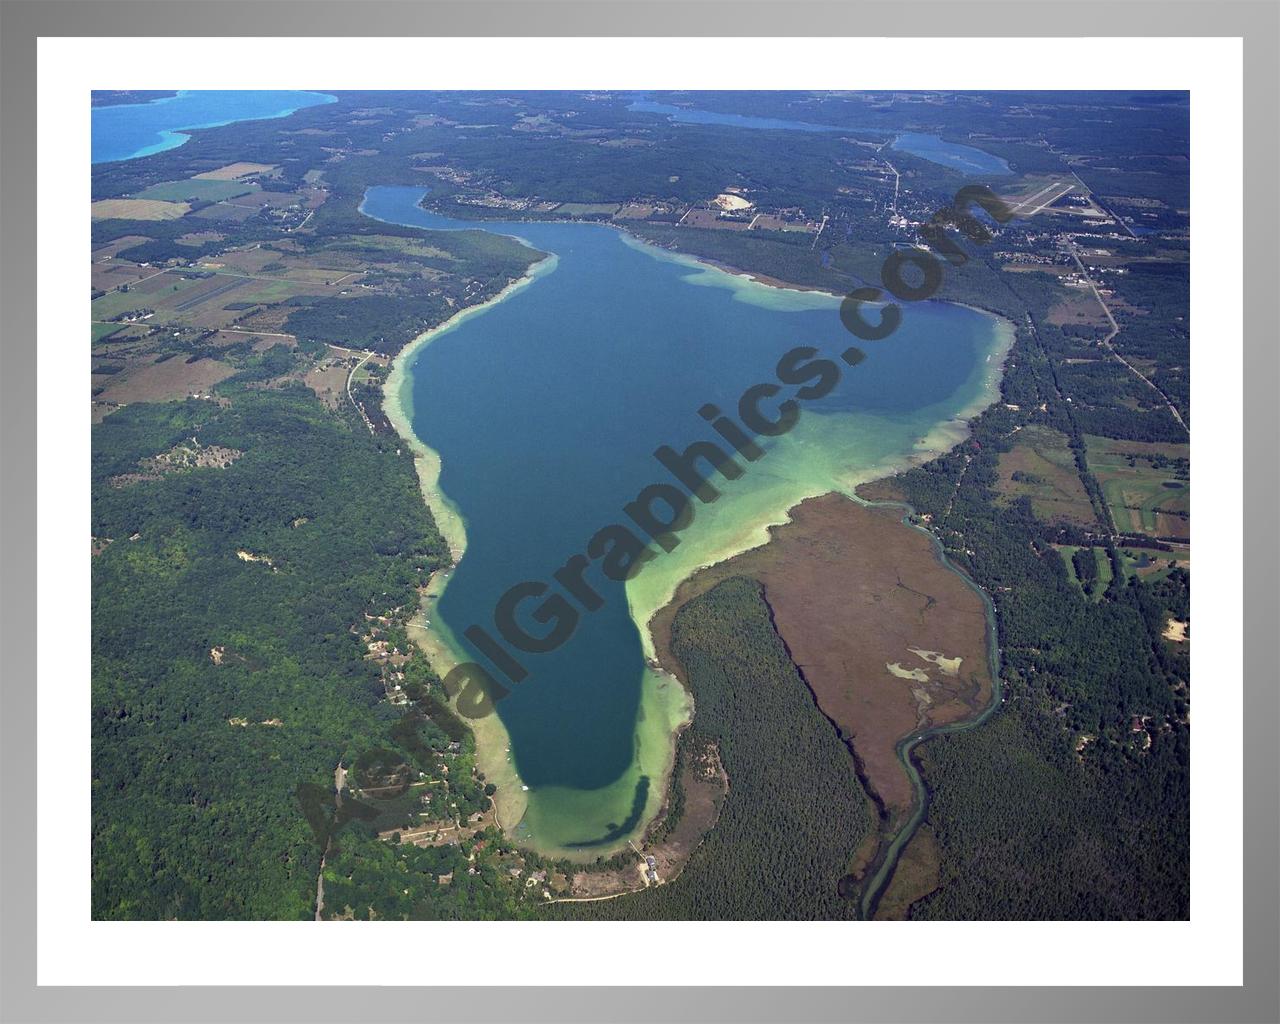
[380,220,1015,863]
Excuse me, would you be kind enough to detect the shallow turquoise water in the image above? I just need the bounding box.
[361,185,1007,849]
[92,90,336,164]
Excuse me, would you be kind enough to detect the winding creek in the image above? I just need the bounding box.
[851,498,1005,918]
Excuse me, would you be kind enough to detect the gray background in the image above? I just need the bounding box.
[1,2,1275,1022]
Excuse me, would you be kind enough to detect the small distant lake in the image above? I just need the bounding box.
[627,97,843,133]
[92,90,337,164]
[626,101,1013,180]
[890,132,1011,175]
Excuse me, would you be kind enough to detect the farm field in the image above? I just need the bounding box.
[189,203,261,222]
[202,244,361,285]
[86,225,524,425]
[91,270,241,323]
[134,178,257,202]
[749,213,811,232]
[92,261,161,292]
[1084,434,1189,539]
[302,348,357,409]
[320,234,452,261]
[1046,293,1109,329]
[92,354,235,418]
[91,323,151,350]
[89,239,377,334]
[91,198,189,221]
[994,424,1097,527]
[681,208,751,230]
[225,190,293,209]
[194,161,278,180]
[92,234,153,259]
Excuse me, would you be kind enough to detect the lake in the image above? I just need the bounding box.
[360,185,1012,854]
[627,99,1011,176]
[91,90,336,164]
[891,132,1012,175]
[627,97,843,133]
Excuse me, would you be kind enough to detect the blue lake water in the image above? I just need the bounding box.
[890,132,1012,175]
[92,90,337,164]
[627,98,843,133]
[626,99,1011,177]
[360,185,1010,853]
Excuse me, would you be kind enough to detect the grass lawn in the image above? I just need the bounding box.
[1055,544,1113,600]
[1085,434,1189,538]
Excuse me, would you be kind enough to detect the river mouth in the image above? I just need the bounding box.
[364,185,1013,857]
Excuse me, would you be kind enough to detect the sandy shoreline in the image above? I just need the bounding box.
[626,309,1017,664]
[380,219,1015,858]
[665,251,845,298]
[614,229,842,310]
[382,253,557,834]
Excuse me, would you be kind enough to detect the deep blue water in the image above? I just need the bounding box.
[360,186,1005,848]
[91,90,336,164]
[890,132,1012,175]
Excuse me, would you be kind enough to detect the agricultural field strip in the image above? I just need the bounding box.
[193,267,358,284]
[170,276,248,312]
[1084,436,1189,535]
[133,179,257,203]
[100,264,360,293]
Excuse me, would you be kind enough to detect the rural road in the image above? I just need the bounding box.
[346,350,376,432]
[314,762,347,922]
[1066,241,1189,435]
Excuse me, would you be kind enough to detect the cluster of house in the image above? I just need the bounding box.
[644,854,659,885]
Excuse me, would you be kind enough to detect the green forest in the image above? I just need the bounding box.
[870,268,1191,918]
[92,385,448,918]
[556,577,872,920]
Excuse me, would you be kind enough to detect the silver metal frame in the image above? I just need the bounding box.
[2,2,1275,1020]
